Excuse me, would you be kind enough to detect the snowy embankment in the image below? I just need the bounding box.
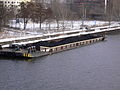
[9,20,109,31]
[0,20,119,39]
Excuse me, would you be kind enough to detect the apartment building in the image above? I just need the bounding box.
[0,0,31,7]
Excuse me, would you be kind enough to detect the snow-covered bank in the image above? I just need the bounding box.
[9,20,109,30]
[1,23,120,45]
[0,20,119,39]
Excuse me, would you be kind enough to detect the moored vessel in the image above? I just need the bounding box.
[0,31,105,58]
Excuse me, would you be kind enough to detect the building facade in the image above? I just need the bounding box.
[66,0,110,19]
[0,0,31,7]
[31,0,50,3]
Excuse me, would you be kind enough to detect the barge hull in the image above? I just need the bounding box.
[40,36,105,55]
[0,51,32,59]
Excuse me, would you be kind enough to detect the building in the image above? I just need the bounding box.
[32,0,50,3]
[66,0,110,19]
[0,0,31,8]
[31,0,51,8]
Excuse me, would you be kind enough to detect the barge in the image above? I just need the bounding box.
[0,30,105,58]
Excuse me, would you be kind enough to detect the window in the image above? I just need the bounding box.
[0,1,3,3]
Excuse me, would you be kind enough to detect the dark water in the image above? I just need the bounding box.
[0,34,120,90]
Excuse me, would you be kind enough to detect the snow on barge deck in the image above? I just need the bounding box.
[0,24,120,58]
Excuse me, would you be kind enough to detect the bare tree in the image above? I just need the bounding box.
[18,2,33,30]
[105,0,113,26]
[112,0,120,21]
[34,3,46,30]
[45,7,53,30]
[0,4,14,31]
[51,0,62,30]
[0,4,4,31]
[51,0,75,30]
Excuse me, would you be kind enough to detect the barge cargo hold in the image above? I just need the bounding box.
[0,33,105,58]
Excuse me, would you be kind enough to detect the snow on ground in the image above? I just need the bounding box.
[9,20,109,30]
[0,20,119,39]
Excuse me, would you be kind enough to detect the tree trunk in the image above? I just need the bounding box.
[23,18,26,30]
[23,18,28,30]
[56,20,59,30]
[0,25,1,31]
[48,21,51,30]
[0,19,2,31]
[39,18,42,30]
[71,20,74,29]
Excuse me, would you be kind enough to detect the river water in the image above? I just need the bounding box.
[0,33,120,90]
